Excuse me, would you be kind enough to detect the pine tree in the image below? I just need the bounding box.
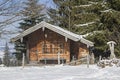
[19,0,45,30]
[3,42,10,67]
[48,0,120,57]
[48,0,107,48]
[15,0,45,61]
[48,0,75,30]
[75,0,120,56]
[14,41,26,61]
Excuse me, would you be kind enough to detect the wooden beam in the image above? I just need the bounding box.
[42,26,45,31]
[26,42,29,63]
[20,38,23,42]
[65,37,68,42]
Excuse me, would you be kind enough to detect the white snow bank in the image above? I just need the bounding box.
[0,65,120,80]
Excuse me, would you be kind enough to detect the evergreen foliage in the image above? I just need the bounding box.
[14,41,26,60]
[48,0,120,57]
[15,0,45,60]
[19,0,45,30]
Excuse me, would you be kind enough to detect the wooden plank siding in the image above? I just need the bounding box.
[27,28,70,63]
[78,43,89,58]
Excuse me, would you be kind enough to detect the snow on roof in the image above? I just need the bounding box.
[11,21,94,46]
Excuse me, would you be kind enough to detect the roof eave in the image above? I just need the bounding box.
[80,38,94,47]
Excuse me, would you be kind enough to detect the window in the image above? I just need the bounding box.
[42,42,64,54]
[42,44,51,53]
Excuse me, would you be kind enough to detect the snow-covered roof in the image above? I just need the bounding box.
[11,21,94,46]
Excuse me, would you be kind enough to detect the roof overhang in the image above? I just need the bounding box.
[11,21,94,47]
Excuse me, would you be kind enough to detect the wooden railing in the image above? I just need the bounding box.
[30,50,70,62]
[38,53,69,61]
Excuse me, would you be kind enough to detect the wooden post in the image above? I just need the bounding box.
[21,38,25,68]
[58,52,60,65]
[99,55,102,62]
[22,53,25,68]
[44,58,47,64]
[26,42,29,63]
[90,53,95,64]
[87,54,89,68]
[65,37,68,42]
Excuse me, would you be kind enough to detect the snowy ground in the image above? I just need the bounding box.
[0,64,120,80]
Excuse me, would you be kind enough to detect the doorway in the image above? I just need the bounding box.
[70,40,79,61]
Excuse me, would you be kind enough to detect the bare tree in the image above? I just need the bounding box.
[0,0,46,36]
[3,42,10,66]
[0,0,25,35]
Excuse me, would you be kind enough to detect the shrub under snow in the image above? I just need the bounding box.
[97,58,120,68]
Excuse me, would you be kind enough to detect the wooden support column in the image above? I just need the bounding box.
[42,26,45,31]
[65,37,68,42]
[58,52,60,65]
[21,38,25,68]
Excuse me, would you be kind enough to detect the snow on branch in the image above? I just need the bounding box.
[82,31,103,37]
[100,9,112,13]
[73,1,107,9]
[73,4,92,8]
[74,21,95,27]
[88,1,98,4]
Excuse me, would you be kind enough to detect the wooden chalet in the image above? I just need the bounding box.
[11,21,94,64]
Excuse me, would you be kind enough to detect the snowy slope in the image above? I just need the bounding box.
[0,65,120,80]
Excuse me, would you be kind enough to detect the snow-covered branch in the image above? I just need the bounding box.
[100,9,112,13]
[73,4,92,8]
[74,22,95,27]
[82,31,103,37]
[88,1,98,4]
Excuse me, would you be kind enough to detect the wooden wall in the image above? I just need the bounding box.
[26,28,89,64]
[78,42,89,59]
[27,28,70,63]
